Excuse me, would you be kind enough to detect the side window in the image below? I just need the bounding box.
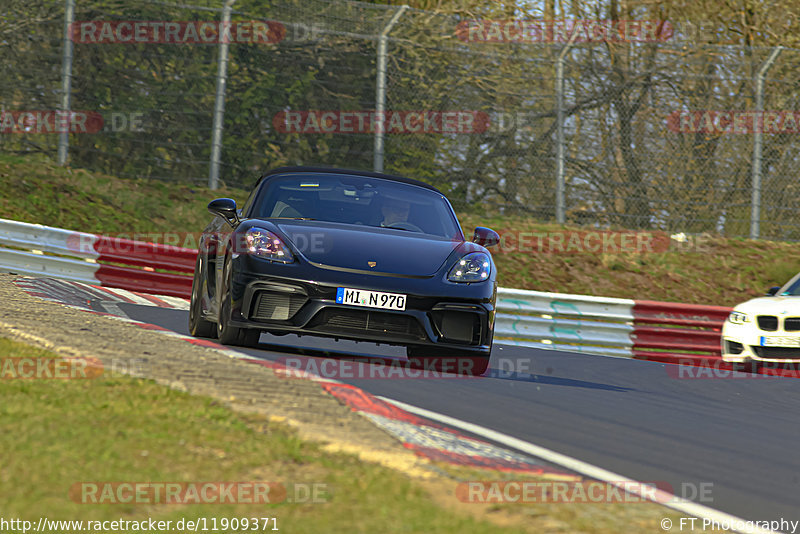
[239,179,262,217]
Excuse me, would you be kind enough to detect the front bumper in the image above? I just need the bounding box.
[227,255,495,353]
[722,322,800,363]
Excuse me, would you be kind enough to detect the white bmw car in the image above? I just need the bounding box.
[722,273,800,366]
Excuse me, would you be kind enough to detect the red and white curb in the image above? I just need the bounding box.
[316,381,575,477]
[15,277,188,311]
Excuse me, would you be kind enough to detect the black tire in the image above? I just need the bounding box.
[406,346,490,376]
[189,255,216,338]
[217,255,261,348]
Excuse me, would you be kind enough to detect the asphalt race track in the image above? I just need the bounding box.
[116,302,800,525]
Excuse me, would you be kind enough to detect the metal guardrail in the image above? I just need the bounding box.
[0,218,192,297]
[495,289,635,357]
[0,219,100,282]
[0,220,95,256]
[631,300,732,365]
[0,247,99,283]
[495,289,733,362]
[0,217,733,362]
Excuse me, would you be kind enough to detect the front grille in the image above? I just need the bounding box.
[251,292,307,321]
[725,340,744,355]
[309,308,425,340]
[785,318,800,331]
[757,315,778,331]
[751,346,800,360]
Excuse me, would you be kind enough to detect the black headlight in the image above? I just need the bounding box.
[448,252,491,282]
[243,228,294,263]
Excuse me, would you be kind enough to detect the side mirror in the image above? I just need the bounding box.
[766,286,781,296]
[208,198,239,227]
[473,226,499,247]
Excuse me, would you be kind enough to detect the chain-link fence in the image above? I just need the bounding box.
[3,0,800,240]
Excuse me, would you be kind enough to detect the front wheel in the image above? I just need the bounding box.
[406,346,490,376]
[217,256,261,348]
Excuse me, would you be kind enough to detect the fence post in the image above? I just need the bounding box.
[373,5,408,173]
[57,0,76,166]
[208,0,236,190]
[554,26,579,224]
[750,46,782,239]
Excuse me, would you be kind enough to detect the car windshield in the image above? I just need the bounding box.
[780,275,800,296]
[252,172,462,239]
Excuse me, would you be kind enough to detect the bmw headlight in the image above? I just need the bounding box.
[448,252,491,283]
[728,311,749,325]
[243,228,294,263]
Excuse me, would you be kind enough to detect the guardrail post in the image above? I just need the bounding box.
[208,0,236,190]
[750,46,782,239]
[57,0,76,166]
[373,5,408,173]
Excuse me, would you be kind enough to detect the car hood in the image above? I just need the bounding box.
[273,221,465,276]
[733,296,800,315]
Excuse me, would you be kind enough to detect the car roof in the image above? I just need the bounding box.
[255,166,444,195]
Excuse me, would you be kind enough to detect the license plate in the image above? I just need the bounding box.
[760,336,800,347]
[336,287,406,311]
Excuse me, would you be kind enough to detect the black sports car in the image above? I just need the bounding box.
[189,167,499,375]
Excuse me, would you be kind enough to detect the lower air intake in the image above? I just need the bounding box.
[251,292,306,321]
[751,346,800,360]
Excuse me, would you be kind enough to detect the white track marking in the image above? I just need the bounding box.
[66,279,188,310]
[100,302,130,319]
[378,396,783,534]
[63,279,125,303]
[98,286,160,306]
[153,295,190,310]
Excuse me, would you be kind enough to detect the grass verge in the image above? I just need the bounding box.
[0,336,515,533]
